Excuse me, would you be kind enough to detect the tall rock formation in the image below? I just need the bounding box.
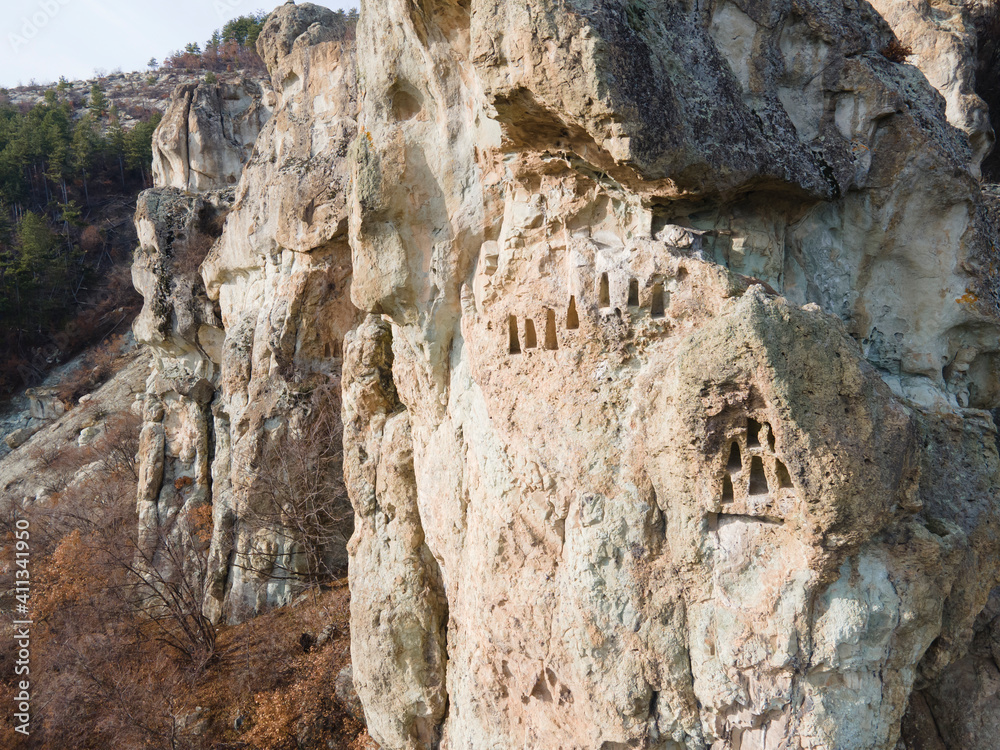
[127,1,1000,748]
[151,77,274,191]
[869,0,994,176]
[132,5,360,621]
[341,0,1000,748]
[199,3,361,619]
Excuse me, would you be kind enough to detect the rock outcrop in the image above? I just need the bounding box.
[151,78,274,192]
[198,6,361,619]
[131,185,232,578]
[341,0,1000,748]
[132,7,360,622]
[128,0,1000,748]
[870,0,995,176]
[1,387,68,450]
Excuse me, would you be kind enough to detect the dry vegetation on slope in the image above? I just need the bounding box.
[0,373,372,749]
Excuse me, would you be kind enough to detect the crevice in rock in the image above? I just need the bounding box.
[718,512,783,526]
[727,442,743,473]
[524,318,537,349]
[775,459,792,488]
[508,315,521,354]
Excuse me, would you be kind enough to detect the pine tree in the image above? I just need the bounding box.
[41,102,72,191]
[12,211,73,327]
[124,113,161,187]
[71,113,101,205]
[105,107,126,188]
[88,83,107,116]
[222,12,269,47]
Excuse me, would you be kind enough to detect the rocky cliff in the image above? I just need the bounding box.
[132,3,359,621]
[151,76,273,191]
[131,1,1000,748]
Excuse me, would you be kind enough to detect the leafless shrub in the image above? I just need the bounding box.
[91,409,142,481]
[880,38,913,64]
[171,232,215,277]
[19,446,216,747]
[80,224,104,253]
[238,382,352,591]
[121,507,218,665]
[29,450,216,666]
[54,333,129,403]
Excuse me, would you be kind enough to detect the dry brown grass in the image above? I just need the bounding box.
[0,391,369,750]
[880,38,913,64]
[194,584,368,750]
[54,333,130,404]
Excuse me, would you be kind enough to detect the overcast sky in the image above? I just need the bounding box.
[0,0,358,88]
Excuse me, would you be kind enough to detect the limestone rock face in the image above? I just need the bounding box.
[131,186,231,574]
[198,3,361,621]
[342,0,1000,748]
[151,78,273,192]
[869,0,994,176]
[133,4,360,621]
[126,0,1000,745]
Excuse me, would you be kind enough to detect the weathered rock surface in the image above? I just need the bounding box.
[0,349,149,502]
[870,0,994,176]
[0,387,68,451]
[133,4,360,621]
[340,0,1000,748]
[131,186,232,575]
[152,78,273,192]
[124,0,1000,747]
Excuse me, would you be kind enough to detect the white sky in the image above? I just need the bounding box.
[0,0,358,88]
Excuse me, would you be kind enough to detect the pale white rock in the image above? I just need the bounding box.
[133,4,361,623]
[77,425,100,446]
[342,0,1000,748]
[4,427,34,450]
[198,5,362,620]
[25,388,66,420]
[869,0,994,176]
[152,78,273,192]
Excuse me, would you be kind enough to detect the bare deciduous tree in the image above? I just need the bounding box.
[236,381,353,592]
